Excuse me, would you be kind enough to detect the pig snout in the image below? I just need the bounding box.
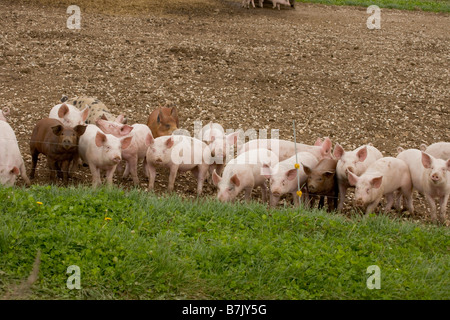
[271,190,281,198]
[355,198,364,207]
[61,137,75,150]
[112,155,121,164]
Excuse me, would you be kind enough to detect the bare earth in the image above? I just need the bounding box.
[0,0,449,223]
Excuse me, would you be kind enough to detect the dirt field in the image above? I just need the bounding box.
[0,0,449,223]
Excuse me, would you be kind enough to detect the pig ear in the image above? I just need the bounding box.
[286,168,298,181]
[10,166,20,176]
[145,133,154,146]
[121,136,133,150]
[58,104,69,118]
[51,125,63,136]
[100,114,108,121]
[212,169,222,186]
[261,163,272,179]
[333,144,345,160]
[357,146,368,162]
[370,176,383,189]
[419,144,427,152]
[171,106,179,127]
[321,137,332,155]
[323,171,335,179]
[120,125,134,135]
[165,137,174,148]
[303,164,312,176]
[421,152,432,169]
[74,125,87,137]
[115,114,125,123]
[314,137,322,146]
[81,107,89,122]
[347,171,359,186]
[230,174,240,187]
[95,131,107,147]
[397,147,404,154]
[226,132,239,146]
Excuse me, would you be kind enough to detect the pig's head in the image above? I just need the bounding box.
[212,169,242,202]
[347,171,383,208]
[58,104,89,127]
[209,132,240,162]
[95,131,132,165]
[51,124,87,151]
[263,164,297,198]
[421,152,450,186]
[304,163,336,195]
[155,107,179,138]
[334,144,369,177]
[145,135,176,165]
[0,165,20,187]
[95,119,133,137]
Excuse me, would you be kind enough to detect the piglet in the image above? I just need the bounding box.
[397,148,450,223]
[263,151,318,207]
[146,104,179,138]
[78,125,132,188]
[420,142,450,161]
[212,148,279,203]
[347,157,414,215]
[49,103,89,128]
[96,118,152,185]
[239,137,333,162]
[303,158,338,212]
[30,118,86,183]
[333,144,383,211]
[0,107,10,122]
[271,0,291,10]
[0,121,30,186]
[145,135,212,195]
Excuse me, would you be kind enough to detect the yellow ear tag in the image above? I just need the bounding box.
[296,190,302,197]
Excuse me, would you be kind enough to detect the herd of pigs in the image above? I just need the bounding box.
[0,96,449,224]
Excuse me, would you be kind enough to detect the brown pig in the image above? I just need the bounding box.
[146,105,179,138]
[30,118,86,183]
[303,158,338,212]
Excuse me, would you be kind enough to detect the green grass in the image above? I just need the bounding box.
[0,185,449,299]
[297,0,450,13]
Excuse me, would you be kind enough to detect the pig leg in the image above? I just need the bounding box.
[260,183,268,203]
[147,164,156,191]
[326,195,336,212]
[88,163,102,188]
[125,156,139,186]
[365,198,381,215]
[47,159,58,182]
[20,161,31,186]
[244,187,253,202]
[424,194,438,222]
[60,160,70,183]
[400,186,414,215]
[292,192,300,207]
[105,165,118,187]
[438,194,449,223]
[167,165,179,192]
[30,149,39,180]
[70,153,80,176]
[337,182,348,211]
[270,193,280,207]
[384,192,395,212]
[191,166,207,196]
[318,196,325,209]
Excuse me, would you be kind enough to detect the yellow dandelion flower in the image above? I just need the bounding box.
[104,217,112,221]
[294,163,300,169]
[36,202,43,205]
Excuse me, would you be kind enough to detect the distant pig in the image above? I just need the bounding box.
[145,135,212,195]
[239,137,333,162]
[29,118,86,183]
[347,157,414,215]
[49,103,89,128]
[271,0,291,10]
[420,142,450,161]
[61,95,127,124]
[146,105,179,138]
[263,151,318,207]
[397,148,450,223]
[242,0,255,9]
[96,118,152,186]
[0,121,30,186]
[78,125,132,188]
[0,107,10,122]
[333,144,383,211]
[303,158,338,212]
[212,148,279,203]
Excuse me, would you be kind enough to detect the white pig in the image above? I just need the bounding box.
[96,118,152,186]
[0,121,30,186]
[239,137,333,162]
[145,135,212,195]
[347,157,414,215]
[262,151,318,207]
[78,125,132,188]
[397,148,450,223]
[420,142,450,161]
[271,0,291,10]
[333,143,383,211]
[212,148,279,203]
[49,103,89,128]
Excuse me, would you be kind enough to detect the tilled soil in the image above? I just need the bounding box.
[0,1,449,224]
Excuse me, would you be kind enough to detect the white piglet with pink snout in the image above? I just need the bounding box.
[397,148,450,223]
[347,157,414,215]
[145,135,212,195]
[49,103,89,127]
[78,124,132,188]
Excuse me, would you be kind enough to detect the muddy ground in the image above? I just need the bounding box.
[0,0,449,224]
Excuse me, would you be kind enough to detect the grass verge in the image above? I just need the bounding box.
[0,185,449,299]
